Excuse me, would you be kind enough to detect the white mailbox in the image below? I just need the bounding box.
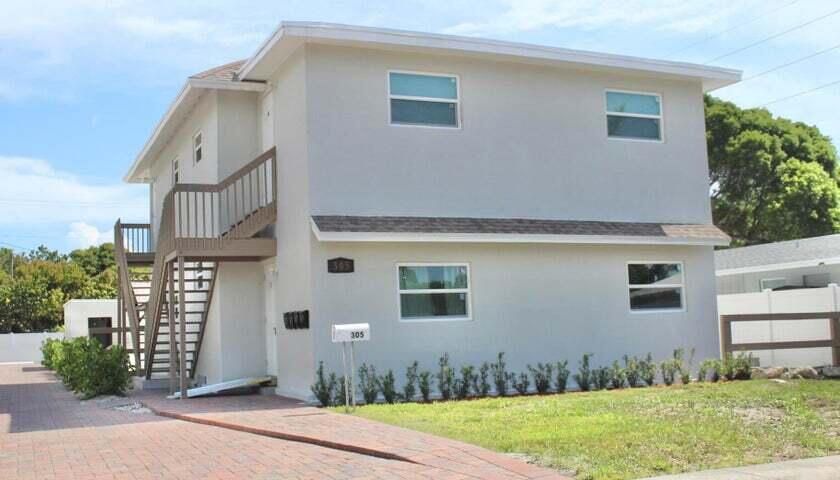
[331,323,370,343]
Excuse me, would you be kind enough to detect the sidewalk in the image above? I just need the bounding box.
[640,455,840,479]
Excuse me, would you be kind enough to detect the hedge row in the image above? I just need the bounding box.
[41,337,133,399]
[312,350,754,406]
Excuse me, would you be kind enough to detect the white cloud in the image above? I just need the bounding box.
[0,156,147,227]
[67,222,113,248]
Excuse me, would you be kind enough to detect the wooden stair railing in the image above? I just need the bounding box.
[139,147,277,379]
[114,220,153,369]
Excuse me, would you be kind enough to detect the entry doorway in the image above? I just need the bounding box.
[264,266,277,375]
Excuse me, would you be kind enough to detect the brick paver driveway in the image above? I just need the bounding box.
[1,364,567,479]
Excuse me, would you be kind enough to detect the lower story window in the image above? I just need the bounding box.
[628,262,684,311]
[398,264,470,320]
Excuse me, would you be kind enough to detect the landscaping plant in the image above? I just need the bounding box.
[623,354,640,387]
[358,363,379,404]
[379,369,398,404]
[473,361,491,397]
[594,366,611,390]
[334,375,347,406]
[514,372,530,395]
[403,361,419,401]
[311,361,337,406]
[455,365,475,399]
[554,360,570,393]
[722,353,753,381]
[639,353,657,386]
[491,352,511,396]
[419,371,432,402]
[660,357,679,386]
[573,353,593,391]
[40,337,132,399]
[698,359,721,382]
[528,363,553,394]
[609,360,625,389]
[680,348,695,385]
[437,353,455,400]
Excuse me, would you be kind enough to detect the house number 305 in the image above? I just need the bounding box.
[351,331,365,339]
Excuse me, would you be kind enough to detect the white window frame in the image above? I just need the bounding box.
[605,89,664,143]
[193,131,203,164]
[387,70,461,129]
[172,156,179,184]
[396,262,472,322]
[759,277,786,291]
[627,261,685,313]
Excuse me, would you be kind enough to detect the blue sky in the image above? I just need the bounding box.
[1,0,839,253]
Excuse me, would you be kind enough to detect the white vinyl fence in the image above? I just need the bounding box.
[0,332,63,364]
[717,284,838,367]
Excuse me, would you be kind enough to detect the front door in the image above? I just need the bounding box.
[264,266,277,374]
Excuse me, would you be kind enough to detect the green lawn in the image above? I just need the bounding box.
[338,380,840,479]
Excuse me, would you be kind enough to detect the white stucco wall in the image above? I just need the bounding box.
[63,299,118,342]
[304,44,712,225]
[0,332,63,363]
[304,241,719,398]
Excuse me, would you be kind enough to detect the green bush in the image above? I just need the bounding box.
[403,361,419,401]
[698,359,721,382]
[473,362,491,397]
[311,361,337,406]
[358,363,379,404]
[594,366,611,390]
[623,355,641,387]
[554,360,570,393]
[491,352,511,396]
[573,353,594,391]
[436,353,455,400]
[610,360,625,389]
[419,371,432,402]
[40,337,132,399]
[660,358,679,386]
[334,375,348,406]
[378,369,398,404]
[639,353,657,386]
[514,372,530,395]
[722,353,753,381]
[528,363,553,394]
[455,365,475,399]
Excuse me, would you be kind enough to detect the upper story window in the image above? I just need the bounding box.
[389,71,459,128]
[398,263,470,321]
[193,131,203,164]
[606,90,662,141]
[628,262,684,312]
[172,157,179,184]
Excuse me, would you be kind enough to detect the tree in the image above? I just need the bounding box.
[706,95,840,246]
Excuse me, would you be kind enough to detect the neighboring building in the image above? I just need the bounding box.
[114,22,739,400]
[63,300,119,347]
[715,235,840,295]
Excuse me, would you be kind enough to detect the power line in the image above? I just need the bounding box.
[667,0,801,57]
[0,240,33,251]
[740,42,840,83]
[759,78,840,106]
[705,6,840,63]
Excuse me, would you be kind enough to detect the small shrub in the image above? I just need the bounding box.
[491,352,510,396]
[623,355,640,387]
[528,363,553,394]
[573,353,594,391]
[680,348,695,385]
[40,338,62,370]
[419,371,432,402]
[437,353,455,400]
[610,360,625,389]
[358,363,379,404]
[311,361,337,406]
[378,369,398,404]
[514,372,530,395]
[698,358,721,382]
[473,362,491,397]
[41,337,132,399]
[639,353,657,386]
[722,353,753,381]
[594,366,611,390]
[333,376,347,406]
[554,360,570,393]
[403,361,419,401]
[660,358,679,386]
[455,365,475,399]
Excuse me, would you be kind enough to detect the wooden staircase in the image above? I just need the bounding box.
[114,147,277,396]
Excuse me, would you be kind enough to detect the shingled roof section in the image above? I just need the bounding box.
[715,234,840,271]
[190,60,246,81]
[312,215,730,242]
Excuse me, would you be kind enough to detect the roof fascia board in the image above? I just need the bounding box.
[310,219,728,247]
[239,22,741,90]
[716,256,840,276]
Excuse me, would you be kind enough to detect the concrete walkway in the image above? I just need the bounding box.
[640,455,840,479]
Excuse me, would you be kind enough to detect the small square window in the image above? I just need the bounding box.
[606,91,662,141]
[172,158,179,184]
[389,72,459,127]
[628,262,684,311]
[193,132,203,163]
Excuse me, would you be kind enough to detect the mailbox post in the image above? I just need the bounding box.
[331,323,370,412]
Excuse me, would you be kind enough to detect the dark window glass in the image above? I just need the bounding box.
[391,99,458,127]
[400,293,468,318]
[607,115,661,140]
[629,287,682,310]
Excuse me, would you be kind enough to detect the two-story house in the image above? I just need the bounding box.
[114,22,740,400]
